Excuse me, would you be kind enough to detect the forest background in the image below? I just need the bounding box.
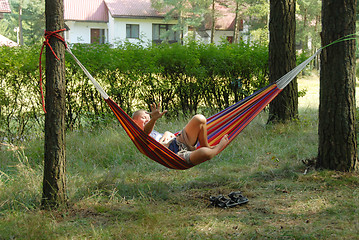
[0,0,327,142]
[1,1,359,238]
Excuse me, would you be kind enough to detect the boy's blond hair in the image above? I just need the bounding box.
[132,109,146,120]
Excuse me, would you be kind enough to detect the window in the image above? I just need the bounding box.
[126,24,139,39]
[152,24,179,44]
[91,29,106,44]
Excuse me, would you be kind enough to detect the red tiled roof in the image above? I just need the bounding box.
[0,0,11,13]
[64,0,108,22]
[104,0,165,18]
[0,34,18,47]
[205,3,241,31]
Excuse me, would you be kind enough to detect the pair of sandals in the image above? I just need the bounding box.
[210,191,249,208]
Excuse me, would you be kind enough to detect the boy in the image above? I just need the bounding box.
[132,103,229,166]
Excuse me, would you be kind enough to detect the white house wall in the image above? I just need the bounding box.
[108,16,178,47]
[107,12,115,45]
[65,21,108,44]
[212,30,234,44]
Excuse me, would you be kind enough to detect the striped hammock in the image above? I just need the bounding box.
[66,48,321,170]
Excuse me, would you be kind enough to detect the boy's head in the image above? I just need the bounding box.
[132,110,150,130]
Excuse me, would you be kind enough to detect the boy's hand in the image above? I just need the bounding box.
[147,102,167,120]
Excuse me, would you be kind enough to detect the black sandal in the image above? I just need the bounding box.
[210,191,248,208]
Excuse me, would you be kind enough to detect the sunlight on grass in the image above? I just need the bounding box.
[298,72,320,110]
[1,74,359,239]
[288,196,332,214]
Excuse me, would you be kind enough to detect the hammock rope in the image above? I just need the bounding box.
[39,29,68,113]
[40,29,332,170]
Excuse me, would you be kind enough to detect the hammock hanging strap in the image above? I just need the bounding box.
[276,49,322,89]
[66,48,109,99]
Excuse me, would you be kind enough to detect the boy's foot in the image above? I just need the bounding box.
[216,134,229,153]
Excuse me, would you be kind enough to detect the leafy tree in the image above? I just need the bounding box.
[186,0,212,38]
[151,0,212,42]
[0,0,45,45]
[296,0,321,52]
[151,0,187,41]
[241,0,269,43]
[207,0,231,43]
[317,0,357,171]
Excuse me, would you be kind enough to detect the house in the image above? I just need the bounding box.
[0,34,18,47]
[0,0,11,19]
[64,0,243,46]
[193,2,244,44]
[0,0,18,47]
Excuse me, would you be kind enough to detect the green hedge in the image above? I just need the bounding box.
[0,41,269,141]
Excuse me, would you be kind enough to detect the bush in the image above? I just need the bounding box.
[0,41,269,141]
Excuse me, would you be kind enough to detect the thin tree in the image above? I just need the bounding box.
[268,0,297,123]
[317,0,357,171]
[210,0,215,43]
[41,0,67,208]
[232,0,241,43]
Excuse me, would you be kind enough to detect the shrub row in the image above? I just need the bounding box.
[0,41,269,141]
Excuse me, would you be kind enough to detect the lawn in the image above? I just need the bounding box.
[0,73,358,239]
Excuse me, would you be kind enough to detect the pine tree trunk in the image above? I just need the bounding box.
[233,1,240,44]
[268,0,297,123]
[211,0,215,44]
[41,0,67,208]
[317,0,357,171]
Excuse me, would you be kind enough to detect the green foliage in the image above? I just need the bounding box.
[1,41,269,141]
[0,0,45,45]
[0,45,43,142]
[296,0,322,52]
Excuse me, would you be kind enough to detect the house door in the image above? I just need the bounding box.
[91,29,105,44]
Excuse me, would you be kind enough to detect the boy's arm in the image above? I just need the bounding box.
[143,117,157,135]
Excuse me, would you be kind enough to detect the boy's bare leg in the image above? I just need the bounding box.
[189,135,229,165]
[183,114,210,147]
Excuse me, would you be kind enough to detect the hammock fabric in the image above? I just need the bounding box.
[104,83,280,169]
[64,46,321,170]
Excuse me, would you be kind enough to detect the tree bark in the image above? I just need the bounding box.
[233,0,241,44]
[210,0,215,44]
[268,0,297,123]
[41,0,67,208]
[317,0,357,171]
[18,4,23,46]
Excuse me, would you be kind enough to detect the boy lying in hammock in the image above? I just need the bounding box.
[132,103,229,166]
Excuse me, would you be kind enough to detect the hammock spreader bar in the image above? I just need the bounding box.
[67,48,320,170]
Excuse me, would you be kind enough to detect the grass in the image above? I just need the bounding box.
[1,73,359,239]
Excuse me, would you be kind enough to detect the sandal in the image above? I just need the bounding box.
[210,191,248,208]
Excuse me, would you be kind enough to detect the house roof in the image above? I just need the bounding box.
[104,0,165,18]
[0,34,18,47]
[204,3,242,31]
[63,0,239,31]
[0,0,11,13]
[64,0,109,22]
[64,0,165,21]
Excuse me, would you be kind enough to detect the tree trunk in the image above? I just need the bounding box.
[317,0,357,171]
[41,0,67,208]
[210,0,215,44]
[18,4,23,46]
[268,0,297,123]
[233,1,240,44]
